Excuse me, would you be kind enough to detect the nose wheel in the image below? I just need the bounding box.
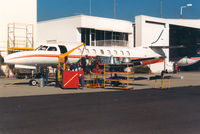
[29,79,38,86]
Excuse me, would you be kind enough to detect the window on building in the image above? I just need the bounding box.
[81,28,90,46]
[80,28,129,46]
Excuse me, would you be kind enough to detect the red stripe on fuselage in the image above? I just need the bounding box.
[8,54,164,65]
[8,54,60,60]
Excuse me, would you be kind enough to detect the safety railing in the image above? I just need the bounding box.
[91,40,128,47]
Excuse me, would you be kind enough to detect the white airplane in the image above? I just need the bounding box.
[176,48,200,66]
[4,43,165,68]
[4,43,200,69]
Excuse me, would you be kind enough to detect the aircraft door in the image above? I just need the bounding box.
[58,45,68,63]
[58,45,68,54]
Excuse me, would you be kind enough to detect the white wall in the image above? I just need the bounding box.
[0,0,37,56]
[37,16,82,47]
[0,0,37,75]
[135,15,200,47]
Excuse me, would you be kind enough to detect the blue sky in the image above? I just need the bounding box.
[37,0,199,22]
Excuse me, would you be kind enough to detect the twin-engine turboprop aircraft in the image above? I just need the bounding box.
[3,43,200,73]
[4,43,165,68]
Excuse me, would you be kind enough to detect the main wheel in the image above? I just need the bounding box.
[29,79,38,86]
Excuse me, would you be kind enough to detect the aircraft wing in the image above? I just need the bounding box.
[99,56,165,66]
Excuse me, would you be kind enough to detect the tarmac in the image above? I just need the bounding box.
[0,71,199,98]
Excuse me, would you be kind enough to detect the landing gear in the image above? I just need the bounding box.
[29,79,38,86]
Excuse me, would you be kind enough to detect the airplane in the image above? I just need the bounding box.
[176,48,200,66]
[2,29,200,85]
[2,43,165,86]
[4,44,164,67]
[3,43,199,71]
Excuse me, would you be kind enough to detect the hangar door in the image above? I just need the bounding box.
[169,25,200,61]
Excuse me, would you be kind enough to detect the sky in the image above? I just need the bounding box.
[37,0,200,22]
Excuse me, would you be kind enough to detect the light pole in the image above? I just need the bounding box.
[180,4,192,19]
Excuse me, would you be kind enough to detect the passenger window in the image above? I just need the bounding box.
[92,49,96,55]
[126,51,130,56]
[100,50,104,54]
[120,50,124,55]
[47,47,57,51]
[113,50,117,55]
[107,50,111,55]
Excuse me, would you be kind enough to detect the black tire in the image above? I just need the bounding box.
[29,79,38,86]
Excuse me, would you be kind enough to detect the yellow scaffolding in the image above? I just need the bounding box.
[85,72,104,88]
[6,23,34,77]
[103,63,134,89]
[7,23,34,53]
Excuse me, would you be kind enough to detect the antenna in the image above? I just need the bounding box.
[89,0,91,16]
[114,0,116,19]
[160,0,162,18]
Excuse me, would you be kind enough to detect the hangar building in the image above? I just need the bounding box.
[135,15,200,72]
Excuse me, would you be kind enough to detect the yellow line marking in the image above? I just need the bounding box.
[64,73,78,87]
[6,78,27,86]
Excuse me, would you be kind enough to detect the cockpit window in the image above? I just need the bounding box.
[35,45,48,51]
[47,47,57,51]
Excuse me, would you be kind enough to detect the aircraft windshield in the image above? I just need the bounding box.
[35,45,48,51]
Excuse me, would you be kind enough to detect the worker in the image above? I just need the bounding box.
[66,64,70,71]
[45,69,49,85]
[175,65,178,73]
[70,63,77,71]
[79,73,85,89]
[77,62,82,71]
[81,55,86,70]
[85,55,92,74]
